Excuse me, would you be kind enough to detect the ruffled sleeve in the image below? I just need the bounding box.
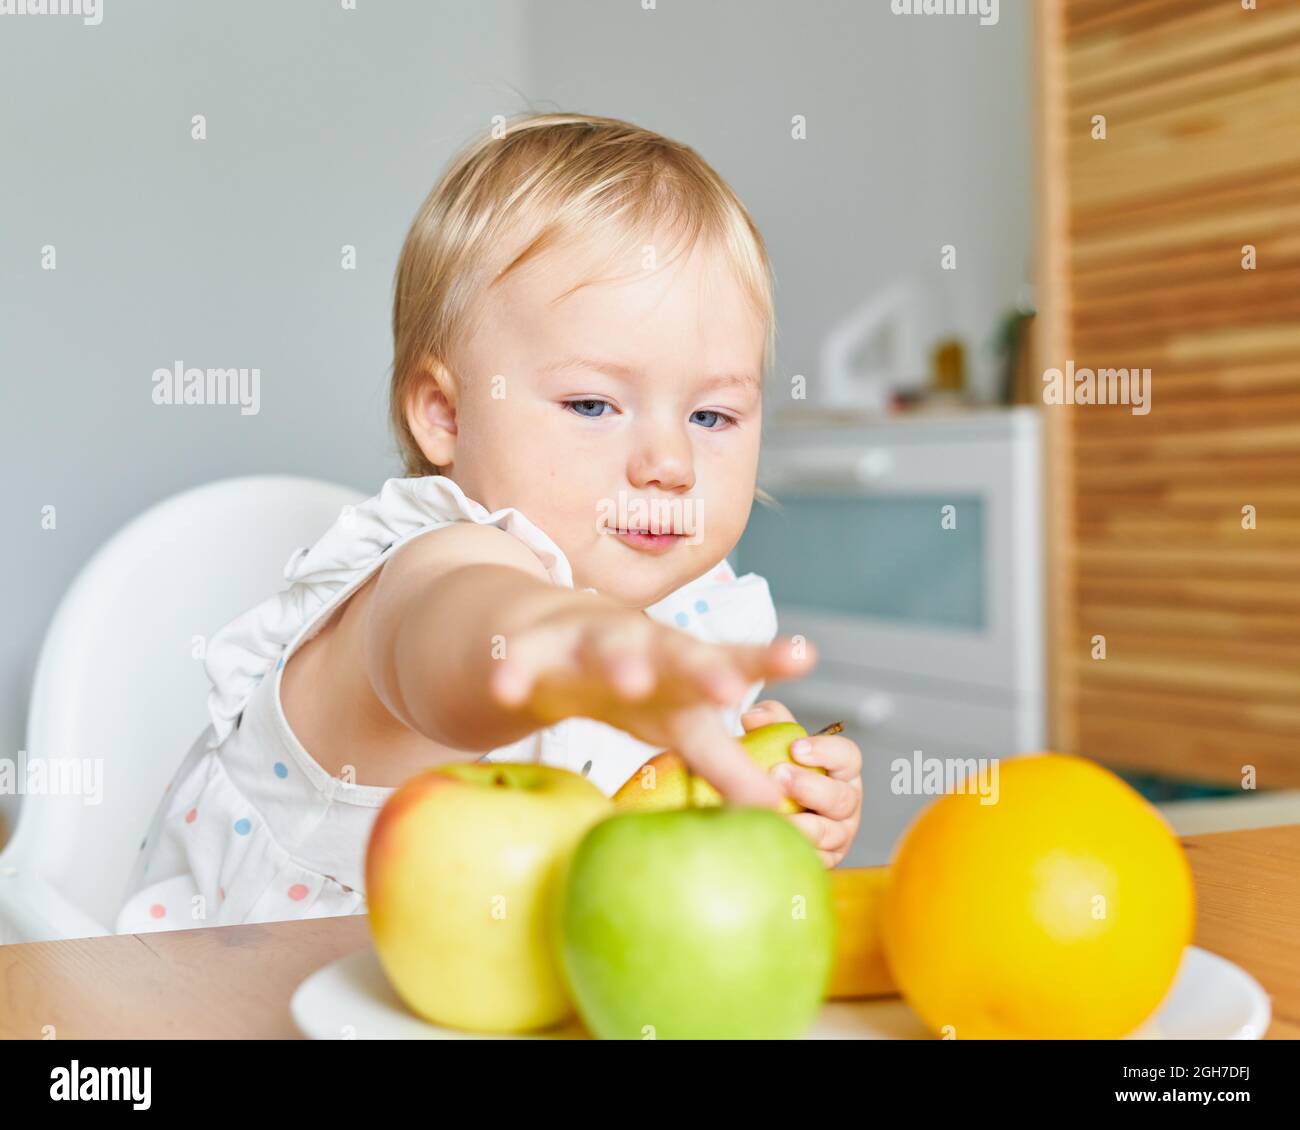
[202,475,577,749]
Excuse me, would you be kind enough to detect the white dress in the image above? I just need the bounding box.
[113,475,779,934]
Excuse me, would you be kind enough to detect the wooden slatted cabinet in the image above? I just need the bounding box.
[1036,0,1300,787]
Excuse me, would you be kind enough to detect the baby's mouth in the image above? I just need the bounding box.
[605,525,685,554]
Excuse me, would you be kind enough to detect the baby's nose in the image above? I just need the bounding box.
[628,432,695,492]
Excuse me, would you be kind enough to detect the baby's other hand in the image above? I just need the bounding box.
[740,699,862,868]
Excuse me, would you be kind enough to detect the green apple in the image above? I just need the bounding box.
[557,806,835,1039]
[612,722,827,814]
[365,762,612,1034]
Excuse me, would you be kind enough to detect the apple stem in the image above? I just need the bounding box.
[813,721,845,737]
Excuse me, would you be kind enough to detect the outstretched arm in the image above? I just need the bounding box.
[363,523,815,807]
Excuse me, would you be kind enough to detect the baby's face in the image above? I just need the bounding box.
[441,232,766,608]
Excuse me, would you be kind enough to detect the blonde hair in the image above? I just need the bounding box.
[388,111,777,492]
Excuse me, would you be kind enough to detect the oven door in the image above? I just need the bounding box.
[734,413,1043,707]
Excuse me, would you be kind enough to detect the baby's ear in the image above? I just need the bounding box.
[406,359,459,465]
[414,353,460,402]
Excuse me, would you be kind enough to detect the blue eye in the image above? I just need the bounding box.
[691,409,736,429]
[563,400,736,428]
[565,398,612,418]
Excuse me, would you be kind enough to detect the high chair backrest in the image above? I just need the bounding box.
[7,475,366,935]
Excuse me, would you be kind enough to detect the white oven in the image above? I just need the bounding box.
[733,408,1045,866]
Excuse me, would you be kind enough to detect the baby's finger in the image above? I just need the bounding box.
[577,619,656,699]
[774,764,859,822]
[489,621,581,707]
[760,635,819,680]
[711,637,818,695]
[740,699,797,731]
[660,634,747,704]
[786,810,836,853]
[790,734,863,780]
[789,811,854,861]
[490,649,541,707]
[670,703,785,809]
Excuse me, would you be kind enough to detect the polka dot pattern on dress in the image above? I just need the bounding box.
[149,903,166,919]
[233,818,252,835]
[273,761,288,779]
[288,884,309,901]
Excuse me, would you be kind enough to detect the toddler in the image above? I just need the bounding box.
[115,112,863,934]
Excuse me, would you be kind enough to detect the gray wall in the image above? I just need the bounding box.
[1,0,1028,837]
[527,0,1031,401]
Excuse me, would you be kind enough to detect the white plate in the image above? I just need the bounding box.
[290,944,1269,1040]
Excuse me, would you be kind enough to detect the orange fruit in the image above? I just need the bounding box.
[882,753,1194,1039]
[827,867,896,999]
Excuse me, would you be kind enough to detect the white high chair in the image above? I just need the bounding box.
[0,475,366,943]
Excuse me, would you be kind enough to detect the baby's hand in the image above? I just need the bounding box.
[741,699,862,867]
[489,600,816,808]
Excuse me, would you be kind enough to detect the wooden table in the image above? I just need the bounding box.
[2,825,1297,1039]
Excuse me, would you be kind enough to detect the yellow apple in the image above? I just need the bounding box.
[691,721,825,814]
[613,721,831,815]
[609,749,692,811]
[365,762,612,1034]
